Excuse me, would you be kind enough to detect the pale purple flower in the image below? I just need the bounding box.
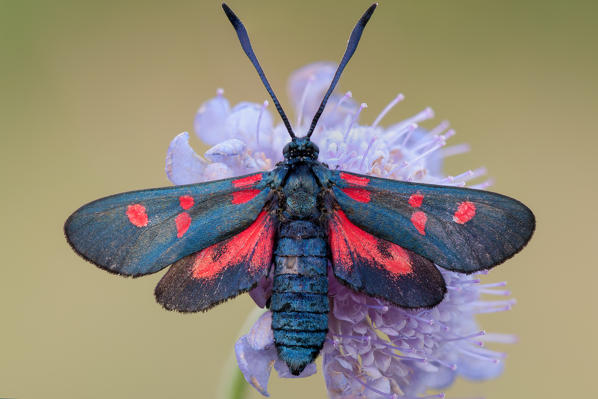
[234,311,317,396]
[165,63,514,398]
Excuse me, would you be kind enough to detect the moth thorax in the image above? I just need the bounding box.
[286,191,317,219]
[282,165,319,219]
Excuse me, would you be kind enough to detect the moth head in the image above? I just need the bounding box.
[283,137,319,161]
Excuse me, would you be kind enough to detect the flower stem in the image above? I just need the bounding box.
[219,307,267,399]
[218,351,250,399]
[227,367,250,399]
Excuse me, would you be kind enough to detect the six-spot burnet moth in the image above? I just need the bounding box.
[64,3,535,375]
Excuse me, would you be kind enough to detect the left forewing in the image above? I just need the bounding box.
[64,172,272,276]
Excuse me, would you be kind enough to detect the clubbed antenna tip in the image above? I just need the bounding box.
[222,3,296,139]
[306,3,378,138]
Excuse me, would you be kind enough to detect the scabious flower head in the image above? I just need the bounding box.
[165,62,515,398]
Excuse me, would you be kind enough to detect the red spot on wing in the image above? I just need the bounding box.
[329,210,412,275]
[175,212,191,238]
[411,211,427,235]
[339,172,370,186]
[232,173,263,188]
[408,192,424,208]
[341,187,371,203]
[453,201,476,224]
[231,189,261,204]
[191,211,275,280]
[179,195,194,210]
[126,204,148,227]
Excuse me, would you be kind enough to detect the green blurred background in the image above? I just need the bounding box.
[1,0,596,398]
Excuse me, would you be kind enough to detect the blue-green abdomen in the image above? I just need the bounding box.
[271,220,329,375]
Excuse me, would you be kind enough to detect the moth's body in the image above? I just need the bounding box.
[272,219,329,372]
[64,2,535,381]
[271,145,330,372]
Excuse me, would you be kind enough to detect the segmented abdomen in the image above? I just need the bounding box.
[271,220,329,375]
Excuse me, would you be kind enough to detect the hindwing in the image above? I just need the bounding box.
[155,210,276,312]
[328,209,446,308]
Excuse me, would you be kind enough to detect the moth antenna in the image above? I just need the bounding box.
[222,3,296,139]
[306,3,377,139]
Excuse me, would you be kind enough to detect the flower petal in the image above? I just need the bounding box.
[457,355,504,381]
[235,335,277,397]
[165,132,206,185]
[288,62,336,115]
[288,62,358,130]
[234,312,278,397]
[247,311,274,351]
[403,366,456,395]
[249,276,272,308]
[323,355,353,398]
[225,102,273,149]
[194,93,231,145]
[204,138,247,162]
[235,311,316,396]
[202,162,234,180]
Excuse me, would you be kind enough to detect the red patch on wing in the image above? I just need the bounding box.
[232,173,263,188]
[408,192,424,208]
[329,211,412,275]
[411,211,427,235]
[339,172,370,186]
[175,212,191,238]
[453,201,476,224]
[231,189,261,204]
[179,195,194,210]
[126,204,148,227]
[191,211,275,280]
[342,187,371,203]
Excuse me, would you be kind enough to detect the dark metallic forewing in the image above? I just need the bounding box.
[321,168,535,273]
[155,210,276,312]
[328,210,446,308]
[65,172,272,276]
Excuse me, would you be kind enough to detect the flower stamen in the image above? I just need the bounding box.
[443,330,486,342]
[470,179,494,190]
[400,123,419,146]
[441,143,471,158]
[429,120,450,136]
[372,93,405,129]
[344,102,368,140]
[256,100,268,146]
[296,75,315,128]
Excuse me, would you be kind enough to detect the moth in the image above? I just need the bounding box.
[64,3,535,375]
